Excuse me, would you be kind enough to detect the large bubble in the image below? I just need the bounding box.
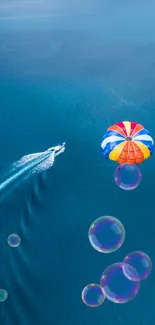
[7,233,21,247]
[123,251,152,281]
[114,163,142,190]
[0,289,8,302]
[100,263,140,303]
[81,283,105,307]
[88,216,125,253]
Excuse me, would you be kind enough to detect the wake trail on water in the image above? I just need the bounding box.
[0,150,55,194]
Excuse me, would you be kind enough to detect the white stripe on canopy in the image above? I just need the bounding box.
[101,136,124,150]
[133,134,154,144]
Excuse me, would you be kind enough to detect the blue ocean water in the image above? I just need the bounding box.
[0,1,155,324]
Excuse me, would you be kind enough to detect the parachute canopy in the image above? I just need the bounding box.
[101,121,154,164]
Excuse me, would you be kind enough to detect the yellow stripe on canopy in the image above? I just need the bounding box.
[132,141,150,159]
[109,141,126,161]
[123,121,131,137]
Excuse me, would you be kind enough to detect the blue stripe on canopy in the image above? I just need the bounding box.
[101,139,125,158]
[133,128,151,137]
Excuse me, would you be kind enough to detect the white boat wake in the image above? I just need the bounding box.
[0,143,65,193]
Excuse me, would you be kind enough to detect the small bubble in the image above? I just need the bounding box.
[81,283,105,307]
[0,289,8,302]
[88,216,125,253]
[7,233,21,247]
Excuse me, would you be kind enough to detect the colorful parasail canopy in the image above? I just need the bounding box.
[101,121,154,164]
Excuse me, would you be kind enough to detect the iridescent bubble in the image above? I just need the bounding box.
[81,283,106,307]
[122,263,140,282]
[88,216,125,253]
[0,289,8,302]
[114,163,142,190]
[123,251,152,281]
[7,234,21,247]
[100,263,140,303]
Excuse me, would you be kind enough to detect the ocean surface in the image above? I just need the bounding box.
[0,0,155,324]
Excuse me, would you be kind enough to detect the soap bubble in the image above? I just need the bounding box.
[81,283,106,307]
[7,234,21,247]
[0,289,8,302]
[123,251,152,281]
[114,163,142,190]
[88,216,125,253]
[100,262,140,303]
